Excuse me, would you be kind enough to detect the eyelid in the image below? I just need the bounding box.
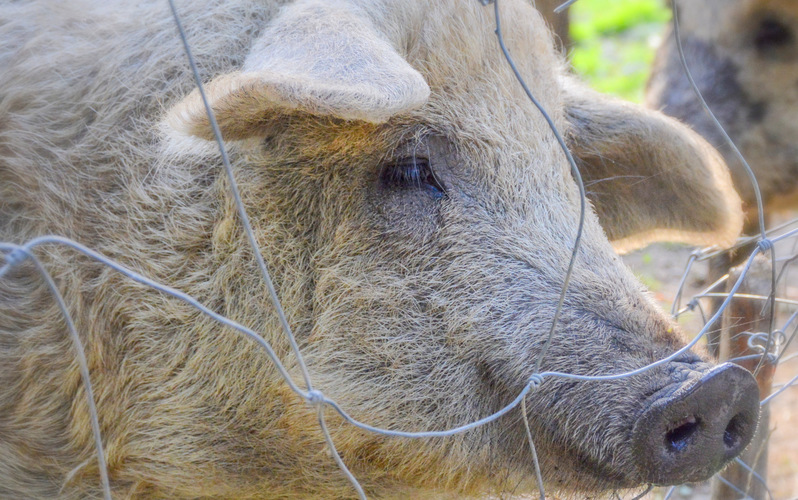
[421,141,448,195]
[380,155,447,196]
[426,160,448,195]
[754,18,793,49]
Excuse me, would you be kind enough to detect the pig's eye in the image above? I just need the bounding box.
[380,156,447,198]
[753,18,793,51]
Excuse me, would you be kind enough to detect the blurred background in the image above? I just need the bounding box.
[566,2,797,498]
[570,0,669,102]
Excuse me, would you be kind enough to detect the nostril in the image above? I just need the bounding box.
[633,363,759,485]
[665,416,700,452]
[724,413,745,449]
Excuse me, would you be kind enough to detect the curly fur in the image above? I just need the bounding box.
[647,0,798,228]
[1,0,743,498]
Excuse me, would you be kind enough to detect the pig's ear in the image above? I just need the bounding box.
[166,0,429,140]
[563,81,743,254]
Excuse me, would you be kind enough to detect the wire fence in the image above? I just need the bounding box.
[657,220,798,500]
[1,0,797,499]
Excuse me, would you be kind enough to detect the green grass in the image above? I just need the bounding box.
[569,0,670,102]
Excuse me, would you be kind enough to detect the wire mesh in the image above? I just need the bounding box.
[0,0,797,499]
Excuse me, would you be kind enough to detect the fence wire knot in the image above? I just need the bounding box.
[3,247,29,267]
[757,238,774,252]
[306,389,326,408]
[746,330,785,355]
[527,373,545,389]
[686,298,700,311]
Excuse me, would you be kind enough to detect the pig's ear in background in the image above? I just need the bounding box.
[563,82,744,254]
[166,0,429,140]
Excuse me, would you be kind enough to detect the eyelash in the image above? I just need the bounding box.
[381,156,447,197]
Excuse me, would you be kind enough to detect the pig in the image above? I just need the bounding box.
[647,0,798,229]
[646,0,798,353]
[0,0,759,498]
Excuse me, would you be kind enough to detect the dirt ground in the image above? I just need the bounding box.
[622,214,798,500]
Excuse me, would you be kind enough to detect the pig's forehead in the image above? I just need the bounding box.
[358,0,563,89]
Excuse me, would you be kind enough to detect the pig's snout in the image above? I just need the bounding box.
[631,363,759,485]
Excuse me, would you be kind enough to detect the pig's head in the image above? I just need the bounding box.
[647,0,798,220]
[164,0,755,496]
